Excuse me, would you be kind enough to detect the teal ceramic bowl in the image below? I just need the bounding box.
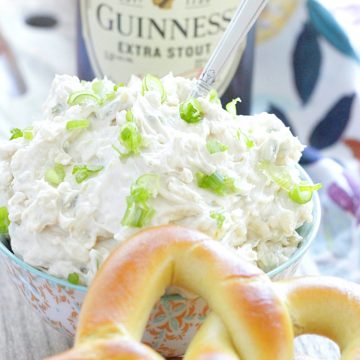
[0,167,321,357]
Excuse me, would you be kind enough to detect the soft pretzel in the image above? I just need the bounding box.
[186,278,360,360]
[46,226,360,360]
[275,278,360,360]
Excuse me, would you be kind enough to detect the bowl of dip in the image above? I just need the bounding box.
[0,73,321,357]
[0,187,320,357]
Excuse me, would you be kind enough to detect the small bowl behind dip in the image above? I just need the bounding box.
[0,167,321,358]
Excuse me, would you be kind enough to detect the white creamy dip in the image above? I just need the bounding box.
[0,74,313,285]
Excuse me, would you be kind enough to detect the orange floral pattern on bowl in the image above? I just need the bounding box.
[0,246,302,357]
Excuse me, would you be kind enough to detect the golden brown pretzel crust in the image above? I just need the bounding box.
[274,278,360,360]
[46,226,360,360]
[47,225,293,359]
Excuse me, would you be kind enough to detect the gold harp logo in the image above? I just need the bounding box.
[152,0,174,9]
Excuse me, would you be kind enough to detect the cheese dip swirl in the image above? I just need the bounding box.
[0,74,317,285]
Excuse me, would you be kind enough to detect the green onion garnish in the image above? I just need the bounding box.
[133,174,160,198]
[125,109,135,123]
[224,177,240,193]
[236,129,254,149]
[67,272,80,285]
[72,165,104,184]
[226,98,241,116]
[298,183,323,192]
[141,74,167,103]
[288,183,323,205]
[66,119,90,131]
[9,128,23,140]
[208,89,221,105]
[0,207,10,234]
[45,164,66,187]
[288,186,313,205]
[92,80,104,95]
[93,79,121,104]
[91,80,118,104]
[118,122,143,157]
[23,127,33,141]
[121,199,156,228]
[121,174,159,228]
[259,161,294,192]
[101,92,116,104]
[67,91,100,106]
[180,98,204,124]
[114,82,125,91]
[210,212,225,229]
[196,171,238,196]
[259,161,322,204]
[206,139,228,154]
[9,127,33,141]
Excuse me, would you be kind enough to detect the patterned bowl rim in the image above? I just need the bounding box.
[0,166,321,295]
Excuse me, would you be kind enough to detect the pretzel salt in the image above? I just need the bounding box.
[47,226,360,360]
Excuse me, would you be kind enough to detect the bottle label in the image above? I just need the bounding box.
[80,0,245,94]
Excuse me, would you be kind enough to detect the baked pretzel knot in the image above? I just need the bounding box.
[47,226,360,360]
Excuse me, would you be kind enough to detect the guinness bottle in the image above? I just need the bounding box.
[77,0,254,114]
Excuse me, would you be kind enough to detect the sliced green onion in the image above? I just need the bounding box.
[196,171,238,196]
[72,165,104,184]
[119,122,143,157]
[180,98,204,124]
[206,139,228,154]
[208,89,221,105]
[289,183,323,205]
[258,161,293,191]
[121,174,159,228]
[210,212,225,229]
[224,177,240,193]
[67,272,80,285]
[102,91,116,104]
[23,127,33,141]
[92,80,119,104]
[259,161,322,204]
[288,186,313,205]
[92,80,104,95]
[66,119,90,131]
[126,109,135,122]
[196,171,226,195]
[121,198,155,228]
[10,127,33,141]
[226,98,241,115]
[236,129,254,149]
[298,182,323,192]
[67,91,100,106]
[130,186,151,203]
[114,82,125,91]
[45,164,66,187]
[0,207,10,234]
[9,128,23,140]
[244,136,254,149]
[132,174,160,198]
[141,74,167,103]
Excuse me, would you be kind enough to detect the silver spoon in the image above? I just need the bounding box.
[190,0,268,99]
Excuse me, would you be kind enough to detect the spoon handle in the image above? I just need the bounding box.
[190,0,268,99]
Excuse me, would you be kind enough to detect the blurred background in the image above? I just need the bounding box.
[0,1,360,358]
[0,0,360,277]
[0,0,74,133]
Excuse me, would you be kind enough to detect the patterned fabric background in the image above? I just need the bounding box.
[254,0,360,282]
